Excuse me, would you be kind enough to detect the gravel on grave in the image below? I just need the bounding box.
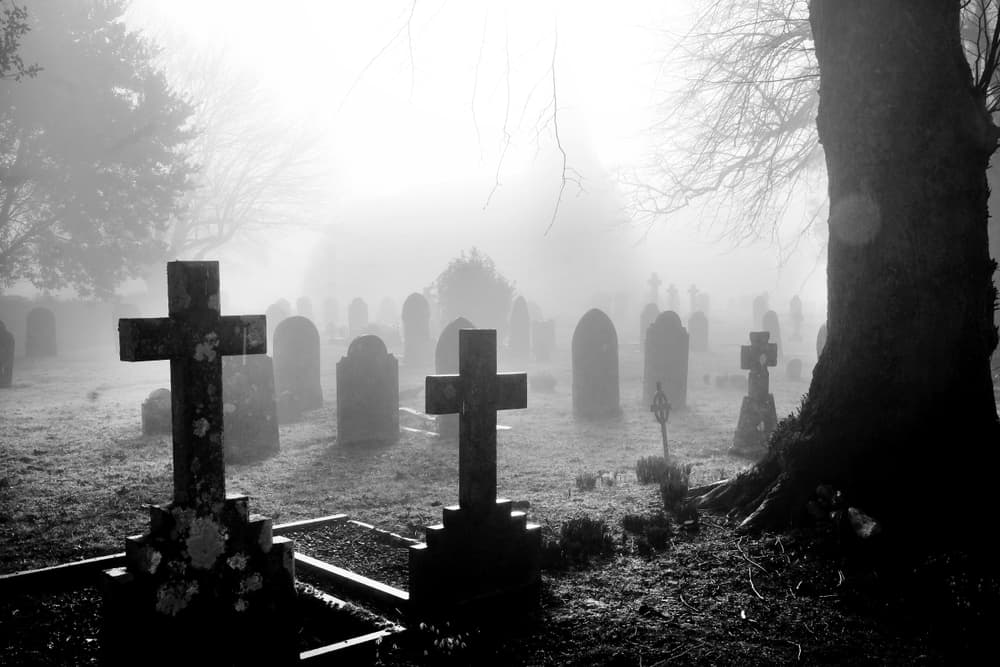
[289,520,412,591]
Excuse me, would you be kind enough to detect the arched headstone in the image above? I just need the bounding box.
[273,316,323,422]
[762,310,783,362]
[26,307,56,357]
[572,308,620,419]
[643,310,689,408]
[336,335,399,445]
[348,298,369,338]
[688,310,708,353]
[141,388,172,435]
[0,319,14,387]
[639,303,659,352]
[435,316,475,437]
[507,296,530,361]
[401,292,432,368]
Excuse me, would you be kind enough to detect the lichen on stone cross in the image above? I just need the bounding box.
[118,261,266,514]
[740,331,778,399]
[425,329,527,515]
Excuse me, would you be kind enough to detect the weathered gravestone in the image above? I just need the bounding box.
[531,318,555,363]
[507,296,530,362]
[402,292,433,367]
[435,316,475,438]
[411,328,539,613]
[572,308,620,419]
[762,309,783,362]
[731,331,778,457]
[786,358,803,382]
[688,310,709,353]
[222,354,280,461]
[273,315,323,422]
[0,319,13,388]
[348,297,369,338]
[25,306,56,358]
[336,334,399,446]
[790,295,804,341]
[643,311,689,408]
[296,296,314,319]
[264,299,291,349]
[752,293,769,329]
[639,303,659,352]
[817,322,828,359]
[141,388,172,435]
[102,261,297,665]
[688,285,700,315]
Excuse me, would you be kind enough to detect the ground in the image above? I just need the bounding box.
[0,316,987,664]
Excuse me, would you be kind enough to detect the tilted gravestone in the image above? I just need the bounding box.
[434,316,475,438]
[296,296,314,319]
[25,307,56,358]
[817,322,828,359]
[348,297,369,339]
[336,334,399,446]
[222,354,280,461]
[731,331,778,457]
[639,303,659,353]
[401,292,432,368]
[507,296,530,362]
[762,309,783,362]
[0,319,13,388]
[688,310,709,353]
[531,319,555,362]
[103,261,297,664]
[643,310,689,408]
[411,328,539,613]
[571,308,620,419]
[141,388,172,435]
[273,315,323,422]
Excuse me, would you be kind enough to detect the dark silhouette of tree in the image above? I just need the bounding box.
[432,248,514,335]
[0,1,38,81]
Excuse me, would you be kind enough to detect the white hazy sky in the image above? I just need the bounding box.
[120,0,827,322]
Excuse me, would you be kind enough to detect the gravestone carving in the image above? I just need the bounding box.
[571,308,620,419]
[336,334,399,446]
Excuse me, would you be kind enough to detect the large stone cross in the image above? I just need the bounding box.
[118,261,266,514]
[740,330,778,400]
[425,329,526,514]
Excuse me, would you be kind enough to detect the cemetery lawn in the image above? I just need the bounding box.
[0,337,983,665]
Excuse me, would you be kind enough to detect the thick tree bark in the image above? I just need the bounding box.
[700,0,1000,542]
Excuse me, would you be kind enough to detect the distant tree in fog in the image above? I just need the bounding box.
[0,0,194,297]
[432,247,514,334]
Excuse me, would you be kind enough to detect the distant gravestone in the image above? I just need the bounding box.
[731,331,778,457]
[696,291,710,315]
[508,296,530,361]
[688,310,708,353]
[273,316,323,422]
[639,303,659,352]
[336,334,399,445]
[790,295,804,341]
[25,307,56,358]
[223,354,280,461]
[0,319,13,388]
[762,310,783,361]
[752,293,769,329]
[643,310,689,408]
[817,322,828,359]
[666,284,680,313]
[786,358,803,382]
[141,388,172,435]
[687,285,700,315]
[647,273,662,307]
[434,316,475,438]
[531,319,555,362]
[348,297,369,338]
[296,296,314,319]
[572,308,620,419]
[265,299,291,348]
[402,292,433,367]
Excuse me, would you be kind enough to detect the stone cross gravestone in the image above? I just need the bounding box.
[817,322,828,359]
[647,272,662,307]
[531,318,555,362]
[762,309,783,362]
[666,283,680,313]
[222,354,280,461]
[639,303,659,353]
[348,297,369,338]
[434,316,475,438]
[507,296,530,362]
[410,328,540,612]
[401,292,433,367]
[0,319,13,388]
[731,331,778,456]
[688,310,709,353]
[336,334,399,445]
[102,261,297,664]
[25,306,56,357]
[571,308,620,419]
[643,310,689,408]
[273,315,323,422]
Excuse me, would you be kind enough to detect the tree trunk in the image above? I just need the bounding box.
[700,0,1000,542]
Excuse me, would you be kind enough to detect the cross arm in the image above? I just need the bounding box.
[119,317,175,362]
[496,372,527,411]
[217,315,267,356]
[426,374,462,415]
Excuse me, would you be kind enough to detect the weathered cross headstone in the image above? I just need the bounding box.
[336,334,399,446]
[222,353,280,461]
[141,388,171,435]
[666,283,680,313]
[639,302,659,353]
[688,310,709,353]
[571,308,620,419]
[348,297,369,339]
[731,331,779,457]
[0,319,13,388]
[817,322,828,359]
[507,296,530,362]
[790,295,804,341]
[273,315,323,422]
[647,272,662,307]
[650,381,671,459]
[531,318,556,362]
[102,261,297,664]
[643,310,689,408]
[752,292,769,329]
[410,328,539,612]
[401,292,433,368]
[762,309,783,362]
[434,316,475,438]
[25,306,56,357]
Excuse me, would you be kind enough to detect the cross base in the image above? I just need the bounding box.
[100,494,298,665]
[408,498,542,616]
[731,394,777,457]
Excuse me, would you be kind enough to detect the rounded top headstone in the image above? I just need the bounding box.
[402,292,430,321]
[573,308,617,347]
[435,316,475,373]
[275,315,319,343]
[652,310,683,331]
[348,333,388,358]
